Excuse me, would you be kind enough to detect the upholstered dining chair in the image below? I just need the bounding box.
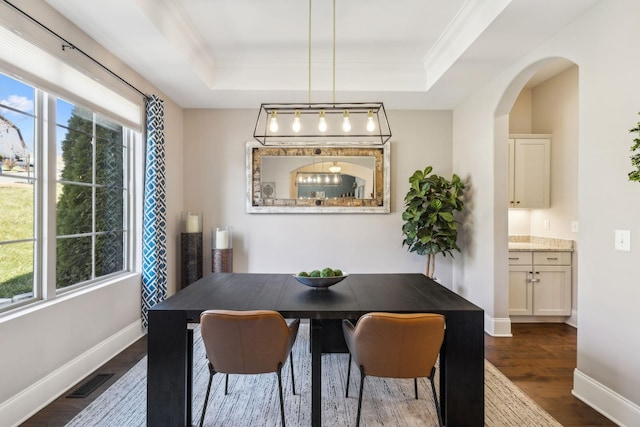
[342,312,446,427]
[199,310,300,427]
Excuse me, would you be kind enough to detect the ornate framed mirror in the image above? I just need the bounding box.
[246,141,390,213]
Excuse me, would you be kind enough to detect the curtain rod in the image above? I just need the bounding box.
[3,0,149,100]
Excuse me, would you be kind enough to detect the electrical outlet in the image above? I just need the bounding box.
[615,229,631,251]
[571,221,579,232]
[543,219,550,230]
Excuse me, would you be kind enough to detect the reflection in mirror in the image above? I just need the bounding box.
[246,142,389,213]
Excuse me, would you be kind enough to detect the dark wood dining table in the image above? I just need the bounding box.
[147,273,484,426]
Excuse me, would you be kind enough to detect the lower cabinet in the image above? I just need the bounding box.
[509,251,572,316]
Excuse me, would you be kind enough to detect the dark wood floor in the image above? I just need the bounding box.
[23,323,616,426]
[485,323,616,427]
[21,336,148,427]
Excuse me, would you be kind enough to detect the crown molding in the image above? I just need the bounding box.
[422,0,512,91]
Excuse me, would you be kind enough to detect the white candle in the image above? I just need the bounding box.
[185,213,200,233]
[216,229,229,249]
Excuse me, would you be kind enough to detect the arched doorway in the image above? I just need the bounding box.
[495,57,579,335]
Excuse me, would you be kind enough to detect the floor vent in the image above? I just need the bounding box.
[67,373,114,398]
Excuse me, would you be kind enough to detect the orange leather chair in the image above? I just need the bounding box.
[342,312,445,427]
[199,310,300,427]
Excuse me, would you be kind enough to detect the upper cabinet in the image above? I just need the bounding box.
[508,134,551,208]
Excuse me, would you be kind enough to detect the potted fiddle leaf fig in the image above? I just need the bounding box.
[402,166,465,278]
[629,114,640,182]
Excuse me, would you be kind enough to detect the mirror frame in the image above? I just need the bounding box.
[246,141,390,213]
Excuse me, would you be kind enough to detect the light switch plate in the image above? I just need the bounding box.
[571,221,579,232]
[615,229,631,251]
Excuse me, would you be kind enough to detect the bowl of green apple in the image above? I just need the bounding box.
[293,268,347,290]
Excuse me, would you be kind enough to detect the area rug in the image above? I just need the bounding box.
[66,323,561,427]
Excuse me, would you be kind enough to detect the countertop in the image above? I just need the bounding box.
[508,236,574,252]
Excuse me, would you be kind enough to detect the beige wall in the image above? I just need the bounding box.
[530,66,579,240]
[181,109,455,280]
[453,0,640,423]
[509,87,533,134]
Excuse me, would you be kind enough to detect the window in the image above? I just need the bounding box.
[0,71,135,312]
[0,74,36,308]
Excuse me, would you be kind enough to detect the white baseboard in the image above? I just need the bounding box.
[510,315,568,323]
[484,313,512,337]
[565,309,578,328]
[573,368,640,427]
[1,320,144,427]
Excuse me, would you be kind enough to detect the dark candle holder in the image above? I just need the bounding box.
[212,248,233,273]
[181,232,203,288]
[180,212,203,288]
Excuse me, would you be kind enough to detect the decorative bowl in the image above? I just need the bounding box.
[293,273,348,290]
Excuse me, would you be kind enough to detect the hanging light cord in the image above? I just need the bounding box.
[308,0,312,104]
[333,0,336,105]
[308,0,336,105]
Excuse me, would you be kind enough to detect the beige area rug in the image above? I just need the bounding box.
[66,323,561,427]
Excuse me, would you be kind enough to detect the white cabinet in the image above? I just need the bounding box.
[508,135,551,208]
[508,251,571,316]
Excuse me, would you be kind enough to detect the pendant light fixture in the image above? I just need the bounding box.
[253,0,391,145]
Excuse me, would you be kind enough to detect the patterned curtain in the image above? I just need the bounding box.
[141,95,167,328]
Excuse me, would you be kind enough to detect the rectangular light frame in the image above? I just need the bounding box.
[254,102,391,145]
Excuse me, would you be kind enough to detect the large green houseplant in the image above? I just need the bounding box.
[402,166,465,278]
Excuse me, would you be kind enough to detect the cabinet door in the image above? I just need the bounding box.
[509,266,532,315]
[512,138,550,208]
[508,139,515,207]
[532,266,571,316]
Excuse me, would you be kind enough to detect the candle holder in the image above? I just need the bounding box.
[212,226,233,273]
[181,212,203,288]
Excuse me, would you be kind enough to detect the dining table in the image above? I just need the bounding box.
[147,273,484,426]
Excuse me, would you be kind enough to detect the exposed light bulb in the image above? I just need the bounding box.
[292,110,301,133]
[269,111,279,132]
[318,110,327,133]
[342,110,351,132]
[366,110,375,132]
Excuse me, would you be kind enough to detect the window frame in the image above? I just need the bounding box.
[0,71,139,315]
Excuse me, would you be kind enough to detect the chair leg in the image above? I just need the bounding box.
[289,351,296,395]
[414,378,418,400]
[224,373,229,395]
[199,363,216,427]
[277,363,286,427]
[345,354,352,397]
[356,366,365,427]
[429,371,443,427]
